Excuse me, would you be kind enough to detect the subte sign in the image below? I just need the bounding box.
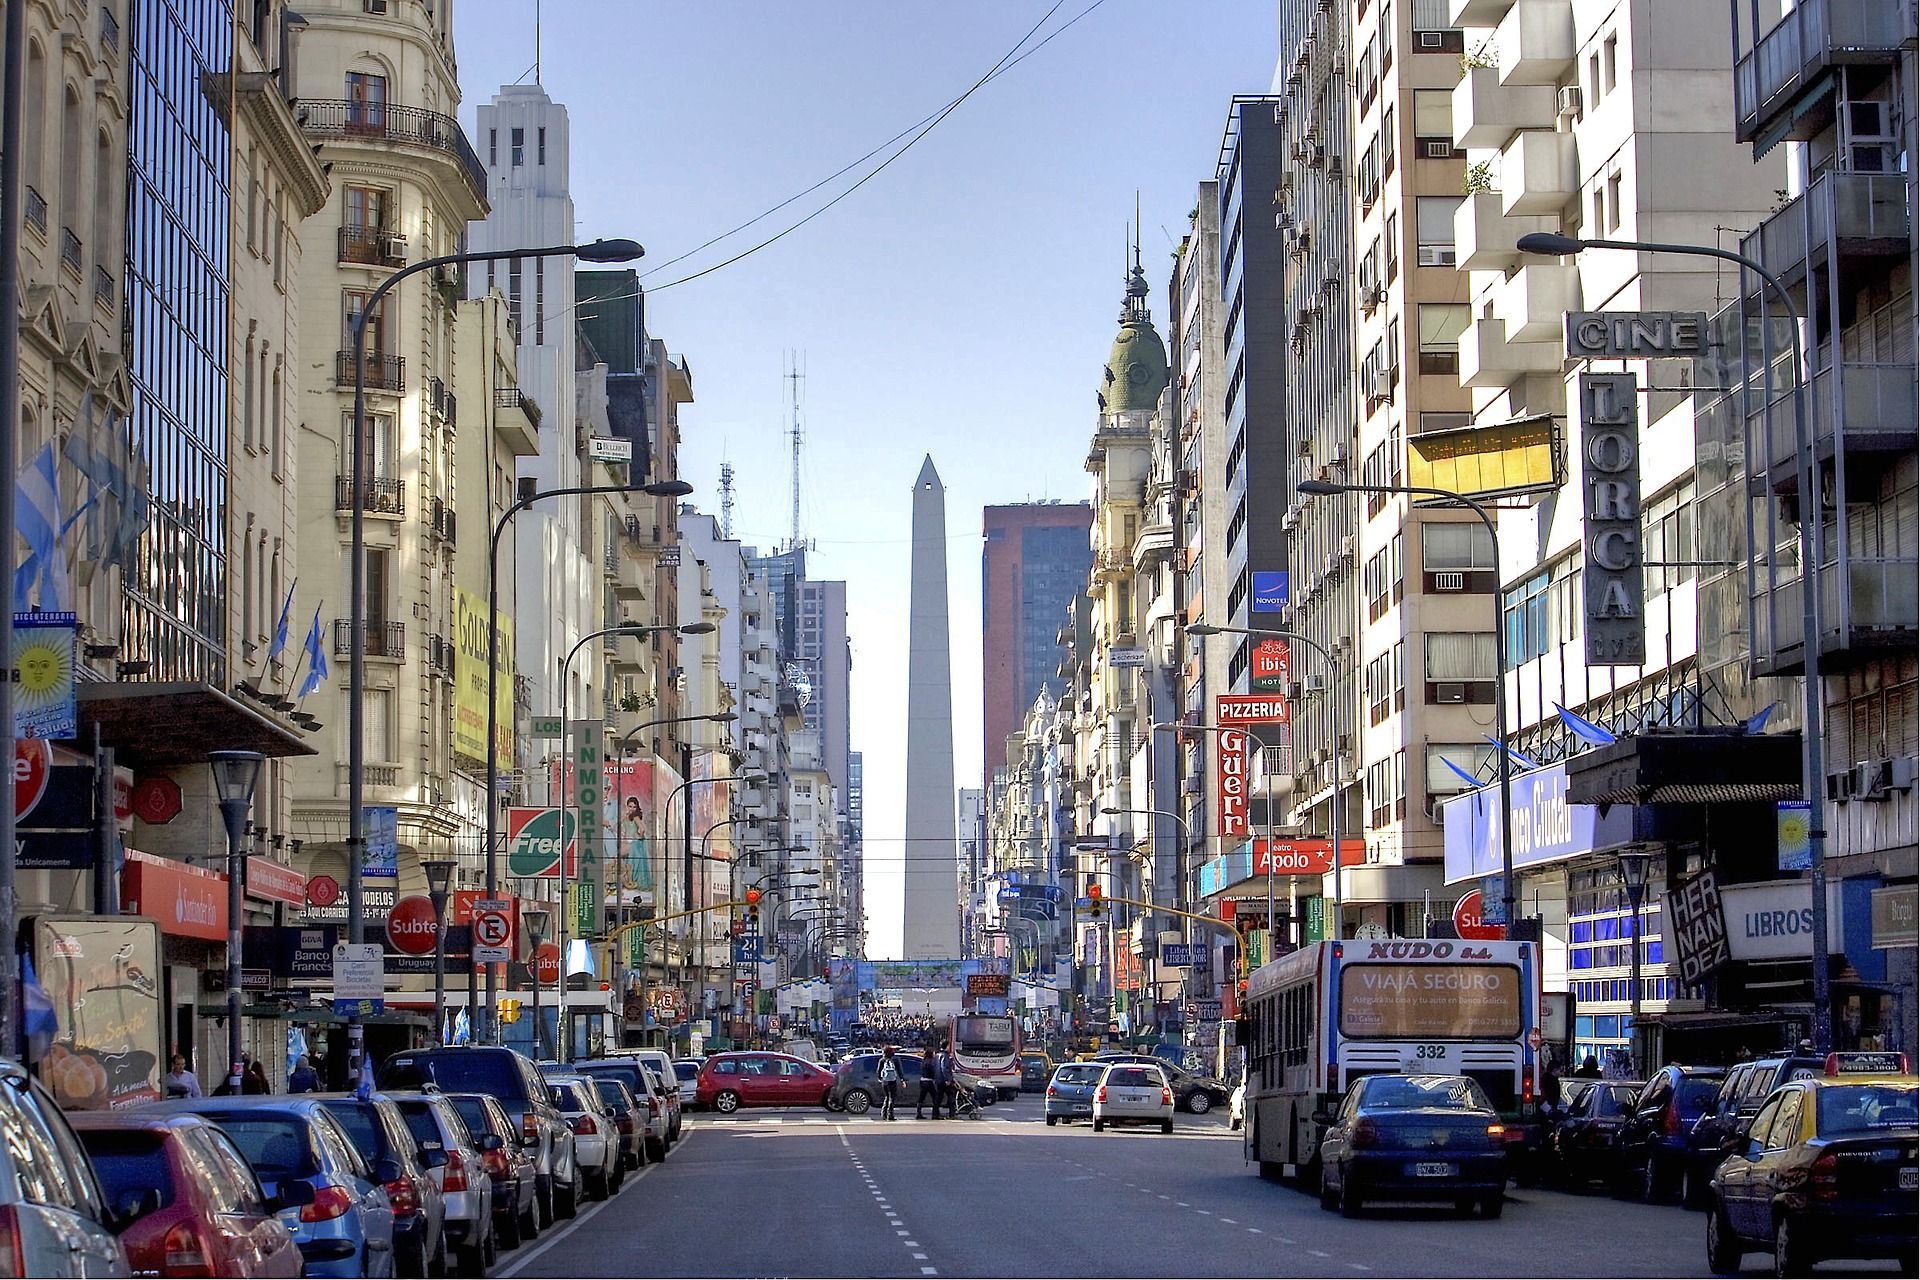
[1451,889,1506,941]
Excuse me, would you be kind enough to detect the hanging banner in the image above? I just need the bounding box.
[1217,725,1249,839]
[364,806,399,878]
[14,611,78,740]
[571,720,604,937]
[1666,868,1731,985]
[453,588,515,764]
[1579,373,1646,665]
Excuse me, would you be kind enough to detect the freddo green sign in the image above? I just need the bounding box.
[507,807,577,878]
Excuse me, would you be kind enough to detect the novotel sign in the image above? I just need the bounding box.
[1565,311,1707,360]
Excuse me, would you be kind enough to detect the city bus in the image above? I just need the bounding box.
[949,1014,1022,1098]
[1241,938,1542,1179]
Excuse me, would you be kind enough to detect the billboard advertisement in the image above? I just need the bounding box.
[506,807,578,879]
[33,916,163,1110]
[453,587,514,764]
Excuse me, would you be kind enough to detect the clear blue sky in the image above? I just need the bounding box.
[457,0,1277,957]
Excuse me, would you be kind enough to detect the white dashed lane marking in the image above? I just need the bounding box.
[840,1130,938,1277]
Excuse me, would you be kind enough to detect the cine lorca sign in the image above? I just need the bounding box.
[1580,374,1646,666]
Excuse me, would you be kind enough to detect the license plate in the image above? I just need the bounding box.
[1901,1168,1918,1191]
[1411,1162,1457,1178]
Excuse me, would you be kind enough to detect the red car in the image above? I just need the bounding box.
[696,1052,835,1113]
[70,1111,305,1278]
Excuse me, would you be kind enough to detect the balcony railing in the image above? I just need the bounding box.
[1761,360,1918,480]
[335,350,406,392]
[332,618,406,659]
[297,100,487,202]
[1734,0,1905,141]
[1756,556,1919,667]
[335,474,406,515]
[59,229,82,276]
[495,386,527,411]
[1741,170,1910,286]
[338,224,406,267]
[23,187,46,234]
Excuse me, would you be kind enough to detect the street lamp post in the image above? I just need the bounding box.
[346,236,643,1079]
[1296,481,1515,934]
[1616,846,1653,1078]
[422,858,456,1045]
[210,751,265,1095]
[521,905,551,1061]
[1517,230,1831,1054]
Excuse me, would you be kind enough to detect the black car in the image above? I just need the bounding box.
[1682,1055,1825,1208]
[1706,1065,1918,1277]
[1550,1081,1643,1190]
[828,1053,923,1114]
[1618,1064,1727,1203]
[1316,1074,1509,1218]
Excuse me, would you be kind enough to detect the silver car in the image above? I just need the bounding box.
[1092,1062,1176,1134]
[0,1063,131,1275]
[387,1093,495,1274]
[544,1075,621,1202]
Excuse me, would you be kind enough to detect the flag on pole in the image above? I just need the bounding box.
[1484,736,1538,769]
[1745,702,1778,734]
[268,582,296,664]
[1440,756,1486,790]
[13,442,69,612]
[452,1008,471,1046]
[297,605,329,698]
[1554,702,1618,747]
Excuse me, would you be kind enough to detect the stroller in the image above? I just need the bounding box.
[953,1071,997,1120]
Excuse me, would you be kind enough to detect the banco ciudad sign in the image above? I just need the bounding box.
[1579,373,1645,666]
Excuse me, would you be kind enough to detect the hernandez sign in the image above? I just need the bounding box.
[1666,868,1731,985]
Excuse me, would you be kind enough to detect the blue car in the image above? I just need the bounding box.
[145,1097,399,1278]
[1316,1074,1510,1218]
[1044,1062,1105,1126]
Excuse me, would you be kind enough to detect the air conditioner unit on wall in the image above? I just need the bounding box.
[1435,682,1468,704]
[1557,85,1583,117]
[1433,571,1466,592]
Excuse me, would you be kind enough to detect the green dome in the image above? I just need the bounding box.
[1099,265,1169,414]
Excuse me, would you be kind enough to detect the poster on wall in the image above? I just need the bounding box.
[13,612,78,740]
[32,916,163,1110]
[453,588,515,764]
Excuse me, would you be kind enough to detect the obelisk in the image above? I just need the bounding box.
[902,456,960,958]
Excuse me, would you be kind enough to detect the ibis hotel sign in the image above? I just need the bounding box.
[1579,374,1646,666]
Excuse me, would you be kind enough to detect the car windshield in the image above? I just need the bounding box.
[550,1083,589,1111]
[1594,1085,1639,1117]
[75,1131,177,1211]
[208,1116,316,1180]
[592,1081,628,1111]
[1361,1076,1493,1111]
[674,1063,699,1082]
[316,1102,390,1158]
[1677,1078,1724,1111]
[394,1101,456,1150]
[383,1053,519,1097]
[1815,1084,1920,1136]
[448,1097,497,1137]
[1107,1068,1159,1087]
[1055,1065,1102,1085]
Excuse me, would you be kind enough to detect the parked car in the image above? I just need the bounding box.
[1619,1064,1728,1203]
[379,1046,578,1226]
[1550,1081,1644,1190]
[72,1110,295,1278]
[387,1092,495,1272]
[151,1097,398,1278]
[1706,1055,1918,1277]
[829,1052,923,1115]
[1019,1051,1055,1094]
[1091,1062,1175,1134]
[1230,1082,1245,1132]
[1044,1061,1104,1126]
[1684,1054,1825,1209]
[571,1054,682,1148]
[313,1095,446,1278]
[587,1078,644,1173]
[1093,1052,1231,1114]
[445,1093,539,1251]
[672,1060,701,1107]
[1316,1074,1509,1219]
[545,1075,621,1201]
[0,1063,134,1278]
[696,1052,836,1113]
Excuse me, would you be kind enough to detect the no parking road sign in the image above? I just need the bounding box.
[472,899,514,965]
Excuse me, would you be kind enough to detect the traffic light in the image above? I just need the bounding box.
[1087,884,1105,919]
[745,888,762,906]
[497,998,522,1025]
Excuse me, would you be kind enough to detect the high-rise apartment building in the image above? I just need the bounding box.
[748,547,851,803]
[982,502,1093,786]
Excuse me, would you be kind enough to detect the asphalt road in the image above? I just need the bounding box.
[494,1094,1901,1278]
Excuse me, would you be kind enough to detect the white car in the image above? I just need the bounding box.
[673,1059,701,1107]
[1230,1083,1246,1131]
[545,1074,623,1201]
[1092,1062,1175,1134]
[389,1091,496,1274]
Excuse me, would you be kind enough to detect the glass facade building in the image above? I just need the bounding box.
[123,0,232,679]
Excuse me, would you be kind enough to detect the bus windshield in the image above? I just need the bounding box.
[1337,964,1522,1039]
[952,1017,1014,1050]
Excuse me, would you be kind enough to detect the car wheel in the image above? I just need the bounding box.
[1773,1214,1811,1278]
[586,1167,609,1202]
[1339,1175,1363,1218]
[498,1202,523,1251]
[1318,1167,1339,1211]
[1045,1114,1057,1126]
[714,1090,741,1114]
[1186,1091,1211,1115]
[1480,1194,1504,1219]
[1160,1119,1174,1135]
[535,1174,554,1229]
[458,1234,487,1277]
[1230,1116,1243,1131]
[844,1090,872,1115]
[1705,1206,1744,1276]
[556,1169,580,1220]
[1641,1153,1670,1204]
[646,1137,667,1162]
[1093,1117,1105,1132]
[485,1225,498,1269]
[824,1096,845,1112]
[1679,1163,1708,1210]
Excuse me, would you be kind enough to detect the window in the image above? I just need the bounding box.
[1643,481,1696,593]
[1412,89,1451,145]
[488,127,496,166]
[1415,196,1460,265]
[1424,632,1496,700]
[511,126,525,166]
[1602,33,1618,94]
[1380,104,1396,173]
[344,411,397,481]
[1426,743,1497,797]
[1589,51,1602,105]
[345,71,387,130]
[507,258,522,334]
[1421,521,1493,571]
[535,257,545,345]
[242,337,256,449]
[342,290,387,353]
[1417,303,1468,375]
[1504,571,1549,668]
[1606,172,1622,231]
[1383,210,1399,280]
[346,185,387,231]
[537,126,547,164]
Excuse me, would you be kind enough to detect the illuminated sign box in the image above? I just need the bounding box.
[1408,414,1564,500]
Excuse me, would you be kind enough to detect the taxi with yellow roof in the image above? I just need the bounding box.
[1704,1051,1917,1277]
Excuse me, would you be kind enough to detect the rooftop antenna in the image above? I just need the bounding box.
[786,351,806,552]
[534,0,542,85]
[719,460,736,541]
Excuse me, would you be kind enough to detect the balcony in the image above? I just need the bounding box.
[1499,129,1576,216]
[59,229,82,277]
[297,100,487,204]
[1453,65,1556,150]
[1495,259,1577,342]
[332,618,406,659]
[1758,360,1918,486]
[1495,0,1576,86]
[1734,0,1907,144]
[338,225,406,267]
[336,350,406,392]
[23,186,46,235]
[1449,0,1510,27]
[1455,191,1556,271]
[335,474,406,515]
[1740,170,1910,288]
[429,496,456,543]
[1755,556,1919,673]
[1458,315,1563,387]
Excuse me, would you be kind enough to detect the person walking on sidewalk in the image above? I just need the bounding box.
[877,1046,901,1120]
[935,1047,958,1119]
[915,1045,940,1119]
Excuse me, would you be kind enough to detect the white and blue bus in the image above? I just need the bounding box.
[1242,938,1542,1178]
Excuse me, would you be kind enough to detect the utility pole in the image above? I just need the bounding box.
[785,352,804,551]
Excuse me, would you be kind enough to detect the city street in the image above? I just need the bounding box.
[492,1096,1829,1278]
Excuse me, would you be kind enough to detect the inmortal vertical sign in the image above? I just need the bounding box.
[1579,373,1646,666]
[570,720,604,939]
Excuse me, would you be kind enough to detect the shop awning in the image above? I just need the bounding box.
[1635,1008,1804,1031]
[80,682,315,769]
[1337,861,1446,903]
[1565,731,1803,806]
